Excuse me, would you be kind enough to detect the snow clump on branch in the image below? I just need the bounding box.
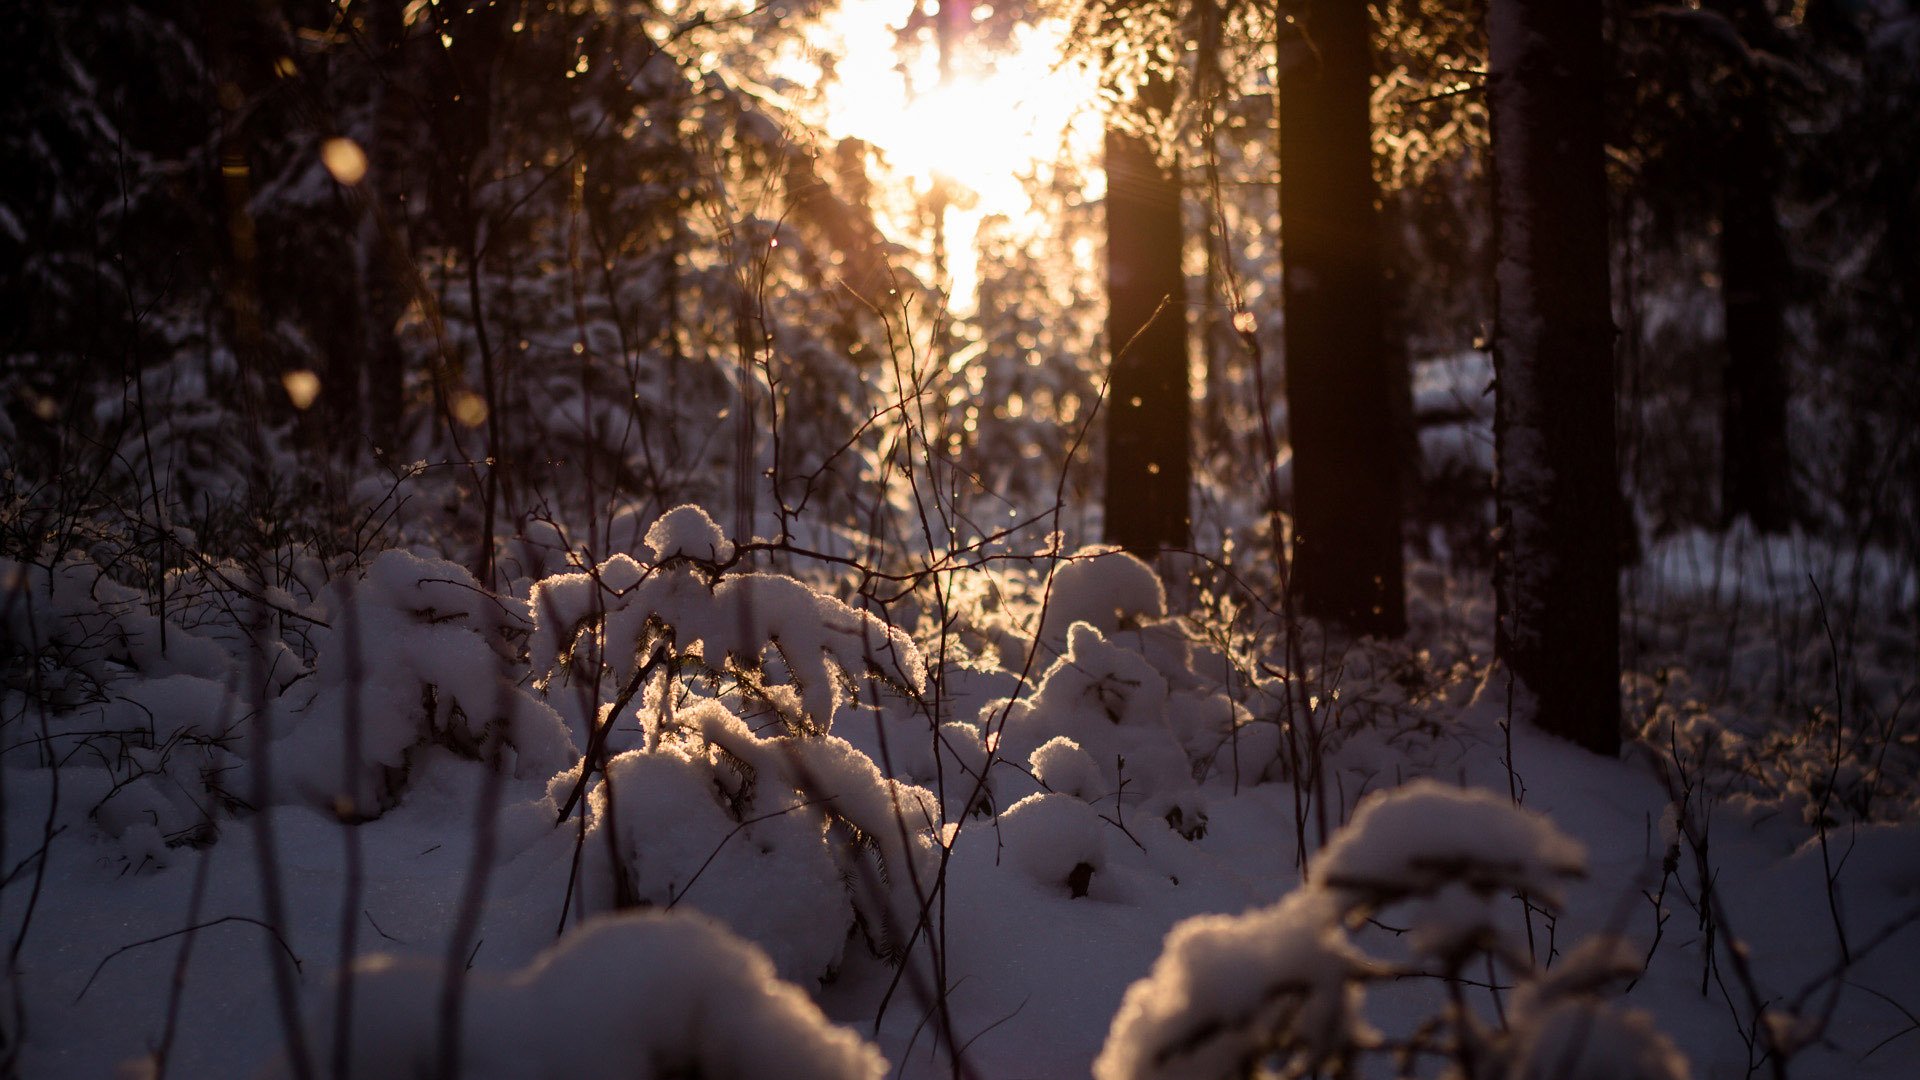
[529,503,920,731]
[1097,780,1685,1080]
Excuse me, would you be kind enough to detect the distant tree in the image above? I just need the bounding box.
[1104,82,1192,556]
[361,0,413,455]
[1279,0,1407,636]
[1488,0,1621,755]
[1704,0,1794,533]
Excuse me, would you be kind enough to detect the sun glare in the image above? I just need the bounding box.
[778,0,1104,310]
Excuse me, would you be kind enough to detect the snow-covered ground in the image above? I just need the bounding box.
[4,510,1916,1078]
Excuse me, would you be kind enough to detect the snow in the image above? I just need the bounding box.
[1311,777,1587,908]
[291,910,888,1080]
[1033,545,1167,652]
[1094,890,1376,1080]
[643,503,735,564]
[8,521,1918,1079]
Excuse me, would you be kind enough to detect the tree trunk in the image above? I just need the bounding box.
[1711,0,1792,532]
[1279,0,1406,635]
[1103,105,1191,556]
[364,0,410,454]
[1489,0,1621,755]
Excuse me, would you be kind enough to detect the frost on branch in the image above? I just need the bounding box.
[1094,890,1377,1080]
[529,504,921,731]
[299,910,887,1080]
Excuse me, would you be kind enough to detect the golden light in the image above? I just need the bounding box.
[282,369,321,410]
[777,0,1105,310]
[321,137,368,186]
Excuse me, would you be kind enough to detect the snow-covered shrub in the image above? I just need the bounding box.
[531,504,921,733]
[564,697,940,982]
[1,554,230,708]
[997,791,1109,897]
[2,554,251,862]
[268,550,577,815]
[1033,546,1168,652]
[1096,780,1688,1080]
[1095,890,1377,1080]
[985,623,1203,832]
[300,910,888,1080]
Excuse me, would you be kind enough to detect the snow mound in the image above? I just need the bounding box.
[999,792,1107,896]
[1035,546,1166,650]
[990,624,1198,823]
[1094,890,1375,1080]
[301,910,887,1079]
[1029,736,1105,802]
[1312,778,1586,907]
[1504,999,1689,1080]
[273,551,578,815]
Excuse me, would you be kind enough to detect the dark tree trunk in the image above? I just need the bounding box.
[1103,110,1191,556]
[1278,0,1406,635]
[1711,1,1793,532]
[1489,0,1621,755]
[364,0,410,454]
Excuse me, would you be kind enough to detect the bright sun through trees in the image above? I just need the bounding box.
[774,0,1104,310]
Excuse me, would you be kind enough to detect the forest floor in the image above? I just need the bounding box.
[4,517,1917,1079]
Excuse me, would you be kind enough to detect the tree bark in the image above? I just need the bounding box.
[1279,0,1406,636]
[1710,0,1792,532]
[1489,0,1621,755]
[364,0,410,454]
[1103,103,1191,556]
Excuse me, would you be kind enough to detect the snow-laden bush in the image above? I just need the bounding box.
[1,554,230,708]
[1033,546,1168,652]
[268,550,577,815]
[565,698,941,982]
[528,507,941,980]
[1096,780,1688,1080]
[530,504,921,733]
[984,623,1205,833]
[2,554,250,862]
[299,909,888,1079]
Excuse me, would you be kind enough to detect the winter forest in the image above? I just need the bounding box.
[4,0,1919,1076]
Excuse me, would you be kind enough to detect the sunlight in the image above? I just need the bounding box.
[778,0,1104,310]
